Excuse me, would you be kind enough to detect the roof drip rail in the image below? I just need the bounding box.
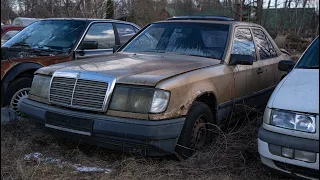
[167,16,234,21]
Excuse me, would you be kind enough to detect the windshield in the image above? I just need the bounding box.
[122,22,229,60]
[295,37,319,69]
[2,20,87,53]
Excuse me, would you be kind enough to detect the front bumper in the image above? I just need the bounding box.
[19,98,185,156]
[258,127,319,180]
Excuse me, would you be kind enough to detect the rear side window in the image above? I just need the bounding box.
[232,28,256,61]
[252,29,277,60]
[115,23,136,45]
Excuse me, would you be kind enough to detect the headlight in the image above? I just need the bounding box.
[29,75,51,99]
[271,109,316,133]
[109,86,170,114]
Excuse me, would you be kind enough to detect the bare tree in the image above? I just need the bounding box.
[297,0,309,35]
[263,0,271,27]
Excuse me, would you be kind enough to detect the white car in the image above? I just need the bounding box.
[258,36,319,180]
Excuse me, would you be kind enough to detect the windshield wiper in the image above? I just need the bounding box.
[33,47,69,55]
[297,66,319,69]
[10,42,31,48]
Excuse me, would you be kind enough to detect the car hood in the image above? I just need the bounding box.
[36,52,221,86]
[269,69,319,114]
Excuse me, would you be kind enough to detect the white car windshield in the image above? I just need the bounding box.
[295,38,319,69]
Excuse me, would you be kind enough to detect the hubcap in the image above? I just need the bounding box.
[190,115,208,150]
[10,88,30,113]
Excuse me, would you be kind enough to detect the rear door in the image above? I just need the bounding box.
[251,28,277,90]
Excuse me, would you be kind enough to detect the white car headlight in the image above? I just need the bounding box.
[29,75,51,99]
[271,109,316,133]
[150,90,170,113]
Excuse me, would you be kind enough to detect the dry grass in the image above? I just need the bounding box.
[1,110,291,180]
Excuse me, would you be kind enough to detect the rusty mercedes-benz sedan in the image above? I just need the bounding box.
[19,16,291,157]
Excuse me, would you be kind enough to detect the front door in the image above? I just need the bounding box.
[230,27,260,115]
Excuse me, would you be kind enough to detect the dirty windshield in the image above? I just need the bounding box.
[122,22,229,60]
[2,20,86,54]
[295,38,319,69]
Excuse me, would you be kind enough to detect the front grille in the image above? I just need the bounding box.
[49,76,109,111]
[50,77,76,105]
[72,79,108,109]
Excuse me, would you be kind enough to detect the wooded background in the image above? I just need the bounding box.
[1,0,319,38]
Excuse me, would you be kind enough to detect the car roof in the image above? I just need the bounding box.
[154,16,262,28]
[40,18,140,28]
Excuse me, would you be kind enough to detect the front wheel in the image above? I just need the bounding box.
[3,78,32,113]
[175,102,215,158]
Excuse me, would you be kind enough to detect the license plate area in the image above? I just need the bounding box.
[45,112,93,136]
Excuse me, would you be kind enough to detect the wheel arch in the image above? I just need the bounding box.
[192,91,218,124]
[1,62,43,106]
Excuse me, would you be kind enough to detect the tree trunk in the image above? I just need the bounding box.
[257,0,263,24]
[280,0,288,34]
[274,0,278,35]
[297,0,308,36]
[263,0,271,27]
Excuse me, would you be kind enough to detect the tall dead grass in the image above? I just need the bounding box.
[1,110,289,180]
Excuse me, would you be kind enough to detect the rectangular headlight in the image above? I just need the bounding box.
[29,75,51,99]
[271,109,316,133]
[109,86,170,114]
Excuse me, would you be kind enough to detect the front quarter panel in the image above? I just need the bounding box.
[149,64,235,120]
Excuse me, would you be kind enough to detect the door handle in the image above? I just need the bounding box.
[257,68,264,74]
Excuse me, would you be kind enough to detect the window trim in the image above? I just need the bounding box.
[251,27,278,61]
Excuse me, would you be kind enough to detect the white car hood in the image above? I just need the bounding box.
[269,69,319,114]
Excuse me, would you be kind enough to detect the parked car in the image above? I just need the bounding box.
[19,16,291,157]
[1,18,140,112]
[258,37,319,179]
[1,25,25,45]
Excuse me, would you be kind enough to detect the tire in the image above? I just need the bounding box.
[175,101,215,158]
[3,77,33,113]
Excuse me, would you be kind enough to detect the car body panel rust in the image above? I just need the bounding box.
[1,55,71,80]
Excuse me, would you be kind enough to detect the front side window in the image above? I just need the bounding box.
[232,28,256,61]
[115,23,136,45]
[2,20,87,53]
[252,29,277,60]
[122,23,229,60]
[82,23,115,49]
[295,38,319,69]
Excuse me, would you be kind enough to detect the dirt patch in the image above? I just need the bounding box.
[1,115,290,180]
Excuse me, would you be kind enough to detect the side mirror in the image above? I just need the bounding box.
[278,60,295,72]
[113,45,121,53]
[79,40,98,50]
[229,54,254,65]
